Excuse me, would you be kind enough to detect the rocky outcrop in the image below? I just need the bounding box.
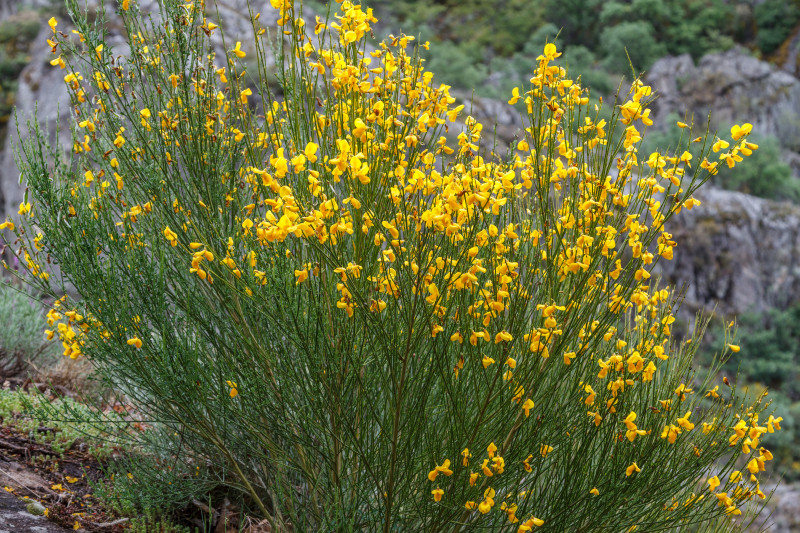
[658,186,800,317]
[647,47,800,151]
[746,483,800,533]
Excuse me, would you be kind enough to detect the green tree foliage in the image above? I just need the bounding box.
[561,46,615,95]
[754,0,800,55]
[597,0,735,60]
[544,0,605,48]
[699,305,800,475]
[424,41,487,90]
[599,21,667,73]
[375,0,545,57]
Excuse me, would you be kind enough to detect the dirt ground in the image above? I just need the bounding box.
[0,424,126,532]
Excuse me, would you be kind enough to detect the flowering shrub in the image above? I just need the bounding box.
[3,0,781,530]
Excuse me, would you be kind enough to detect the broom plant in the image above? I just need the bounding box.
[2,0,782,530]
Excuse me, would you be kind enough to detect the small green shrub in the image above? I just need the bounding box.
[125,517,195,533]
[600,21,667,73]
[424,41,487,90]
[91,448,216,523]
[0,54,29,81]
[0,10,41,45]
[0,387,121,457]
[0,283,57,377]
[755,0,800,55]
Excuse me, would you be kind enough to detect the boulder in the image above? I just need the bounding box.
[647,47,800,151]
[658,186,800,317]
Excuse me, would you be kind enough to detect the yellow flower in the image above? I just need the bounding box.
[522,399,534,417]
[727,344,740,353]
[232,41,246,58]
[495,331,513,343]
[625,462,641,476]
[481,459,493,477]
[427,459,453,481]
[48,17,57,32]
[240,88,252,104]
[126,337,142,349]
[542,43,560,60]
[767,415,783,432]
[520,454,532,473]
[731,123,752,141]
[712,138,730,153]
[677,411,695,431]
[518,516,544,530]
[477,487,495,514]
[590,487,599,496]
[50,56,66,69]
[429,488,445,503]
[294,269,309,284]
[674,383,693,401]
[487,442,497,458]
[708,475,720,492]
[226,380,238,398]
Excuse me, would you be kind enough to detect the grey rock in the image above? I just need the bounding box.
[451,90,523,150]
[647,47,800,151]
[0,490,71,532]
[657,186,800,317]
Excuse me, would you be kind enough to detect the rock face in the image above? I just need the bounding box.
[0,490,71,532]
[647,47,800,151]
[746,483,800,533]
[659,186,800,318]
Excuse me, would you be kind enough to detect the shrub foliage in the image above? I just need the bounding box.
[3,0,782,530]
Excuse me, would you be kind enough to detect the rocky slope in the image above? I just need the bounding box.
[659,187,800,319]
[647,47,800,149]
